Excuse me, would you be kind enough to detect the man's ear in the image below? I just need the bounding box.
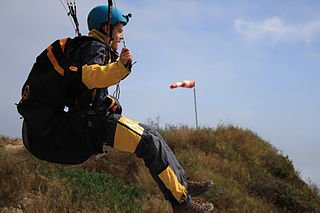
[102,24,108,34]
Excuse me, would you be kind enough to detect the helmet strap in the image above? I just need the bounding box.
[105,0,113,44]
[100,24,114,39]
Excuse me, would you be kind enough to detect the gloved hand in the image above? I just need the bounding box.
[105,95,122,115]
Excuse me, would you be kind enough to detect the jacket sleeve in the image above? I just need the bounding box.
[78,40,130,89]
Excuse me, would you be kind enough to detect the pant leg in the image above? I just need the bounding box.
[139,123,186,185]
[101,114,188,205]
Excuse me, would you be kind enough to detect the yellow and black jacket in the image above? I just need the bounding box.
[17,30,129,164]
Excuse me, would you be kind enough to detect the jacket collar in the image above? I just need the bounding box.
[88,29,108,44]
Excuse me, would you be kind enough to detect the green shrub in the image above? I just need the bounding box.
[42,167,143,212]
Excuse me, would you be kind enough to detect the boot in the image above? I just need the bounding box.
[185,178,214,196]
[172,196,214,213]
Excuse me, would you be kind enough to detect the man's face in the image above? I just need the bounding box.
[111,23,124,51]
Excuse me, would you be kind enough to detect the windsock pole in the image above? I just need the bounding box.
[193,85,199,129]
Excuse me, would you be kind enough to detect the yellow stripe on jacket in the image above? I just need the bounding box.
[47,45,64,76]
[82,61,129,89]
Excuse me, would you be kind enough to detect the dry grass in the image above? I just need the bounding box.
[0,125,320,213]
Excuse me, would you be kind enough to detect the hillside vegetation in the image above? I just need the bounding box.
[1,125,320,213]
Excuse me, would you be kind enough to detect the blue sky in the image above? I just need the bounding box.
[0,0,319,186]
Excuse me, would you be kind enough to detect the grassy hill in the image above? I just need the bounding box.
[0,125,320,213]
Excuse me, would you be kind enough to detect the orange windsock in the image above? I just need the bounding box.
[170,80,195,89]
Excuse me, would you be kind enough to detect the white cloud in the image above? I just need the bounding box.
[234,17,320,44]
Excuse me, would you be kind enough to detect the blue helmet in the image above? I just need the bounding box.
[87,5,129,30]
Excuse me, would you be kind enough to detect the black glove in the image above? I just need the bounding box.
[105,95,122,115]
